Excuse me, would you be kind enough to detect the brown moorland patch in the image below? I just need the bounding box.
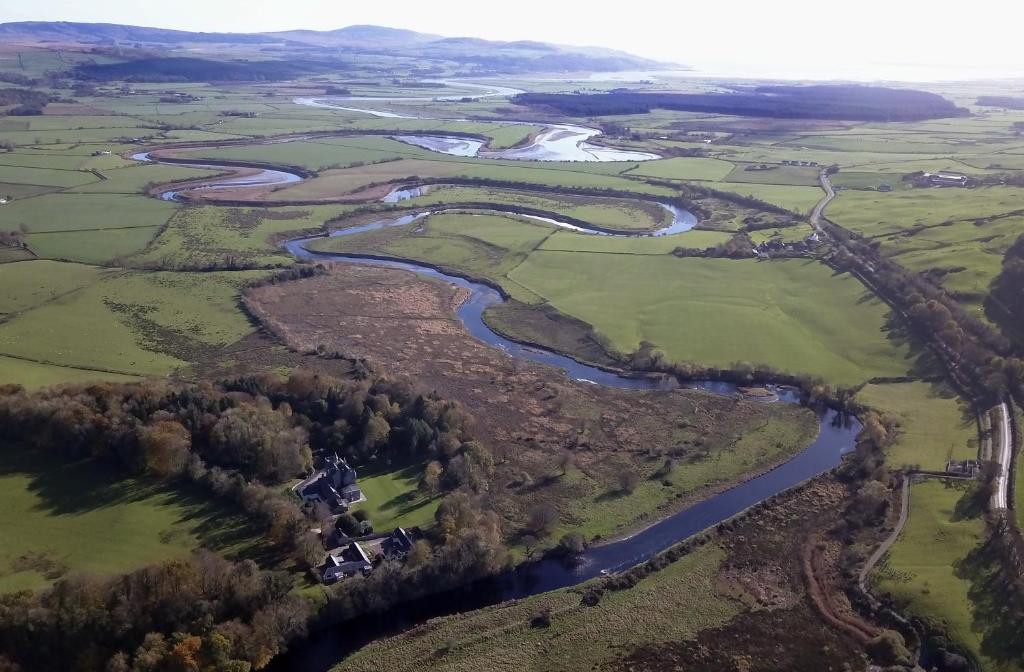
[244,264,819,541]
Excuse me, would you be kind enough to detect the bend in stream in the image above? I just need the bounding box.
[144,150,860,672]
[293,80,660,162]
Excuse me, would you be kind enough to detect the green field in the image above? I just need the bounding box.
[0,354,140,389]
[70,163,223,194]
[508,255,912,386]
[132,204,347,269]
[0,443,257,593]
[314,213,913,386]
[406,185,672,232]
[350,466,441,532]
[857,381,978,471]
[624,156,735,181]
[0,270,265,376]
[0,192,177,234]
[335,543,739,672]
[827,187,1024,238]
[871,479,1021,671]
[0,260,109,316]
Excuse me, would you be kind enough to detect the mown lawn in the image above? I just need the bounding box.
[350,465,441,532]
[0,443,259,593]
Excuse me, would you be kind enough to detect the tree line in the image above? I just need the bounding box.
[0,551,312,671]
[513,86,967,121]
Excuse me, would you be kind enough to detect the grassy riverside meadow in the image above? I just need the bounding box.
[0,43,1022,670]
[871,480,1023,672]
[310,211,915,386]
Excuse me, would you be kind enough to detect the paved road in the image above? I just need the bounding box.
[811,169,836,229]
[992,401,1013,510]
[859,475,910,593]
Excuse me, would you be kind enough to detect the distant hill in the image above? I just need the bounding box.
[0,21,671,75]
[0,21,277,45]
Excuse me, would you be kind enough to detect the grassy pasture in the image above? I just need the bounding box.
[623,156,735,181]
[702,182,824,214]
[724,164,821,186]
[0,270,265,377]
[828,187,1024,237]
[871,480,1020,671]
[70,163,223,194]
[0,192,177,234]
[508,255,912,386]
[856,381,977,471]
[314,212,913,386]
[181,135,416,171]
[335,543,737,672]
[0,354,139,389]
[539,228,731,254]
[407,185,671,231]
[26,227,163,265]
[0,164,99,188]
[0,443,258,593]
[134,204,347,268]
[0,260,109,316]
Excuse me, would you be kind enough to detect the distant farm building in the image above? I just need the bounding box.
[946,459,980,477]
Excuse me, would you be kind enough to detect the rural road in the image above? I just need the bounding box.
[811,169,836,229]
[991,401,1013,510]
[859,476,909,593]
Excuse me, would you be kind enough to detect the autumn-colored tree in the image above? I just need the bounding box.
[140,420,191,477]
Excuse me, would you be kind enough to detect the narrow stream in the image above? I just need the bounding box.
[143,150,860,672]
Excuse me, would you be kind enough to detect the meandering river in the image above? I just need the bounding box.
[294,81,660,162]
[140,131,860,671]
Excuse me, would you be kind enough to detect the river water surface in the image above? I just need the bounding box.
[142,139,860,672]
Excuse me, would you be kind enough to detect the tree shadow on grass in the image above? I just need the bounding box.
[0,443,163,515]
[593,488,628,503]
[375,490,436,524]
[879,312,947,379]
[0,443,275,567]
[953,537,1024,666]
[950,480,985,522]
[158,487,275,566]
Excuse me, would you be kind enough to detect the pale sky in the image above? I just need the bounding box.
[3,0,1024,81]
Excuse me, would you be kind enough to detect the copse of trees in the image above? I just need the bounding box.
[0,551,312,671]
[0,371,496,567]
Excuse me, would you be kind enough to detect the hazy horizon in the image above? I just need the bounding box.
[3,0,1024,82]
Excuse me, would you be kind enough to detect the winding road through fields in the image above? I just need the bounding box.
[811,168,836,230]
